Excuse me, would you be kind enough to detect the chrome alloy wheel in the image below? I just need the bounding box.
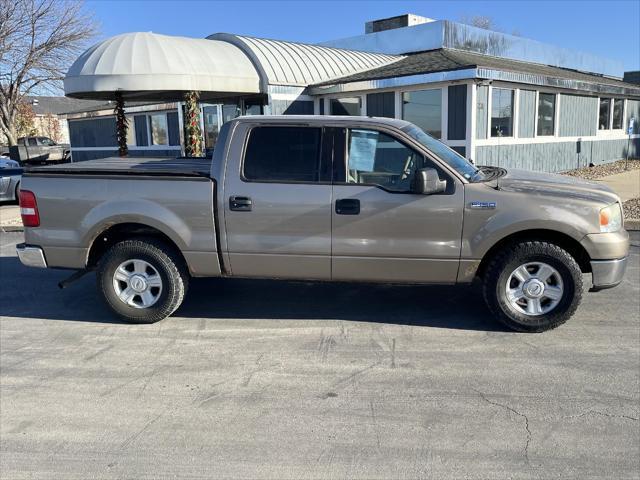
[112,259,163,309]
[505,262,564,316]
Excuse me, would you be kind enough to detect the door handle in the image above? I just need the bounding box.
[335,198,360,215]
[229,196,252,212]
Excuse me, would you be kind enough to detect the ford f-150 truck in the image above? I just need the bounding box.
[16,116,629,332]
[9,136,71,165]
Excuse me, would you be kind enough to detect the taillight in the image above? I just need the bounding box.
[19,190,40,227]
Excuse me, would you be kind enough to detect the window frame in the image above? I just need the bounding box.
[329,96,364,116]
[490,87,515,138]
[536,92,556,137]
[148,112,169,146]
[125,115,136,146]
[611,98,624,130]
[598,97,612,131]
[400,87,444,140]
[240,125,331,186]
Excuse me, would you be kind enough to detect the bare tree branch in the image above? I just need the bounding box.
[0,0,98,145]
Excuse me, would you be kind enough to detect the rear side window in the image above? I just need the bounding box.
[243,126,321,183]
[27,138,37,146]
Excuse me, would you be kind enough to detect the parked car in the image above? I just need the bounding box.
[0,156,20,169]
[9,136,70,165]
[16,116,629,332]
[0,159,22,202]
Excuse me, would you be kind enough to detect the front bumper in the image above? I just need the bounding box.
[16,243,47,268]
[590,257,627,290]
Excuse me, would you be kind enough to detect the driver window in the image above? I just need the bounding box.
[346,129,425,192]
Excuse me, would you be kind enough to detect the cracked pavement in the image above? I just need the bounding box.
[1,231,639,479]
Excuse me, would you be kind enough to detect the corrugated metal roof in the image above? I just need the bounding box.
[208,33,402,87]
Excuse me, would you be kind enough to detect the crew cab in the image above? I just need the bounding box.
[16,116,629,332]
[9,136,70,165]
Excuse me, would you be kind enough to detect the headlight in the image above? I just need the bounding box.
[599,203,622,233]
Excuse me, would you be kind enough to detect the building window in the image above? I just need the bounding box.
[149,113,168,145]
[126,117,136,146]
[330,97,362,116]
[243,126,322,183]
[244,101,263,116]
[491,88,514,137]
[203,106,220,149]
[598,98,611,130]
[612,99,624,129]
[537,93,556,136]
[402,89,442,139]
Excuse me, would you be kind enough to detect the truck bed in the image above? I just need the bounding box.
[26,157,212,177]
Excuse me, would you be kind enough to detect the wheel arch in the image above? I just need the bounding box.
[475,229,592,280]
[87,222,187,270]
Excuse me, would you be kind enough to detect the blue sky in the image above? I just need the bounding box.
[87,0,640,72]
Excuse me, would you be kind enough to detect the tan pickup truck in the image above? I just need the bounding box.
[16,116,629,332]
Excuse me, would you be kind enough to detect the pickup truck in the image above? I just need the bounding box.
[9,136,70,165]
[16,116,629,332]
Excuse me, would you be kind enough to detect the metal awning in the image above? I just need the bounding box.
[64,32,262,101]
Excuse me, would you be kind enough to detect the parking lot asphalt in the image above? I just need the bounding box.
[1,230,639,479]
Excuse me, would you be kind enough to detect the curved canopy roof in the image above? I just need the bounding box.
[209,33,402,87]
[64,32,261,100]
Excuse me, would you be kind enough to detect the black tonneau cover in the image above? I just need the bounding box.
[26,157,212,177]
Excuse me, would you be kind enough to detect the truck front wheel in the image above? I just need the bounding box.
[97,239,189,323]
[482,241,583,332]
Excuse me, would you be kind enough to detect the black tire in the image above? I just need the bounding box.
[482,241,583,332]
[14,182,20,203]
[97,239,189,324]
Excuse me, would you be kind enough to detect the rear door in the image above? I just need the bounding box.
[223,123,333,279]
[331,127,464,283]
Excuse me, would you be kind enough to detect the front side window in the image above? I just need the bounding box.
[243,126,321,183]
[38,137,55,146]
[612,99,624,129]
[330,97,362,116]
[346,129,426,192]
[537,93,556,136]
[491,88,514,137]
[150,113,168,145]
[599,98,611,130]
[402,89,442,139]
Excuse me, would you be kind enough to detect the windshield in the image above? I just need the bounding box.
[401,124,483,181]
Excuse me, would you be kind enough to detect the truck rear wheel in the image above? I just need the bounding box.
[97,239,189,324]
[482,241,583,332]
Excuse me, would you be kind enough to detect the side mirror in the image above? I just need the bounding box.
[412,168,447,195]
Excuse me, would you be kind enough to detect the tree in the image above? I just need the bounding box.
[459,14,522,37]
[15,102,36,138]
[0,0,97,145]
[40,112,62,142]
[460,15,496,31]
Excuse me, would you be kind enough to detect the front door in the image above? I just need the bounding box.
[223,124,333,279]
[331,127,464,283]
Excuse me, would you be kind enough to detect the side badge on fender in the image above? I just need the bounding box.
[469,201,497,210]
